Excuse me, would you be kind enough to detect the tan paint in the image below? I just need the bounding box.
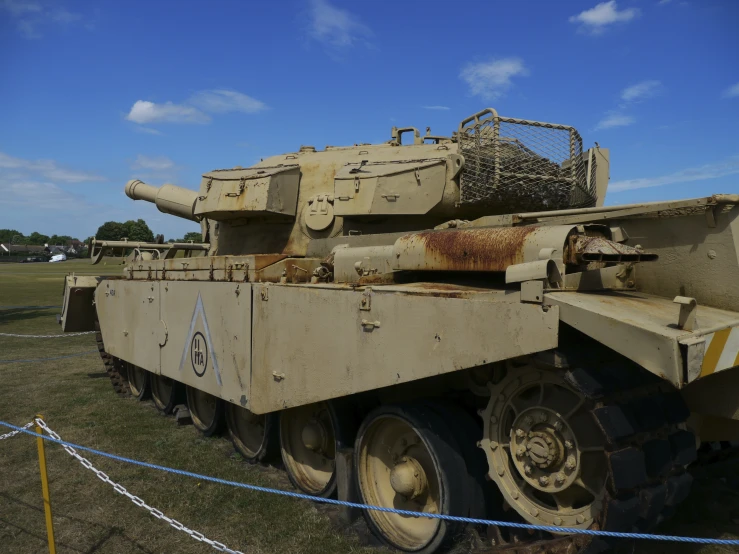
[249,283,559,414]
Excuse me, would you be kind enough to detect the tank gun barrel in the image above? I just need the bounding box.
[124,179,199,222]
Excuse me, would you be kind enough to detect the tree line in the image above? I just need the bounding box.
[1,220,202,255]
[0,229,80,246]
[94,220,201,243]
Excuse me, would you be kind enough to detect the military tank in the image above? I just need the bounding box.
[60,107,739,553]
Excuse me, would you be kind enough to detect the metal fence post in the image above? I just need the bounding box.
[35,415,57,554]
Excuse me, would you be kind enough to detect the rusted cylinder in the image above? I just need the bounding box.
[393,226,575,272]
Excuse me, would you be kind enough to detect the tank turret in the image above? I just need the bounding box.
[124,108,610,258]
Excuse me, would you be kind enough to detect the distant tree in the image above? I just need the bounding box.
[27,232,50,245]
[95,219,155,243]
[124,219,155,242]
[0,229,24,244]
[181,231,202,243]
[49,234,75,245]
[95,221,128,241]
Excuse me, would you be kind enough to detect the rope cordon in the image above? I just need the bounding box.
[1,419,739,547]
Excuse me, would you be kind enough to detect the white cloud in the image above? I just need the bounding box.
[0,179,90,212]
[132,155,174,171]
[459,58,529,100]
[722,83,739,99]
[610,156,739,192]
[308,0,371,48]
[125,89,267,127]
[423,105,451,111]
[569,1,640,34]
[189,90,267,114]
[126,100,210,125]
[1,0,84,38]
[595,113,635,130]
[621,80,662,102]
[0,152,104,183]
[658,0,672,5]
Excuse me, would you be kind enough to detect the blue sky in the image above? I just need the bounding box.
[1,0,738,241]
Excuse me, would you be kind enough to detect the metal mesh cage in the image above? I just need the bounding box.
[458,109,597,212]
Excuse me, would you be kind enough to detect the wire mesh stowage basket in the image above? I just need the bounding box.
[458,109,598,212]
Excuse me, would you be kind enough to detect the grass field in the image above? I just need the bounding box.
[1,259,739,554]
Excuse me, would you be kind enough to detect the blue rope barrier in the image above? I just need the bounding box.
[0,349,98,364]
[1,420,738,546]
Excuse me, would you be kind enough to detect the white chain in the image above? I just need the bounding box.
[34,418,244,554]
[0,331,95,338]
[0,422,34,440]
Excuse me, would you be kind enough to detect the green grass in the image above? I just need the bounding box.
[1,259,739,554]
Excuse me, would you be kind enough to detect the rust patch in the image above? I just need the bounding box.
[252,254,289,270]
[396,227,538,272]
[357,273,396,285]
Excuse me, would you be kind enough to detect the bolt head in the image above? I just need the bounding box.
[576,514,585,524]
[515,428,525,438]
[539,413,548,422]
[511,490,519,499]
[564,440,573,449]
[565,455,576,470]
[490,415,498,424]
[555,472,566,484]
[524,416,533,426]
[553,421,563,431]
[524,464,532,475]
[539,476,549,486]
[517,447,526,457]
[497,466,505,476]
[554,517,563,525]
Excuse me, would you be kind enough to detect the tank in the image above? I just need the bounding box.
[60,107,739,554]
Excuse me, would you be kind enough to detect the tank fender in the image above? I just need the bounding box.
[60,275,104,332]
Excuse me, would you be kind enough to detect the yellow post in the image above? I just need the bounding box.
[35,414,57,554]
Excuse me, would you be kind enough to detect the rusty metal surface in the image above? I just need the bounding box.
[395,227,538,272]
[569,235,658,264]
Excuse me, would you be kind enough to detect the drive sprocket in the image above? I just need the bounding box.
[478,357,697,551]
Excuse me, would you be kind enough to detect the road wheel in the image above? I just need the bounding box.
[150,374,182,415]
[280,400,354,497]
[226,403,279,464]
[126,363,150,401]
[355,404,469,554]
[186,386,225,437]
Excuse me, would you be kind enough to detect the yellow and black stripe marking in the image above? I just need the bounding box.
[700,327,739,378]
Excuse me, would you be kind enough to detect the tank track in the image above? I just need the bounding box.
[565,361,697,531]
[94,320,130,396]
[482,360,697,554]
[565,361,696,548]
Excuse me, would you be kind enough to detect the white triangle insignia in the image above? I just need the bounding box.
[179,293,222,385]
